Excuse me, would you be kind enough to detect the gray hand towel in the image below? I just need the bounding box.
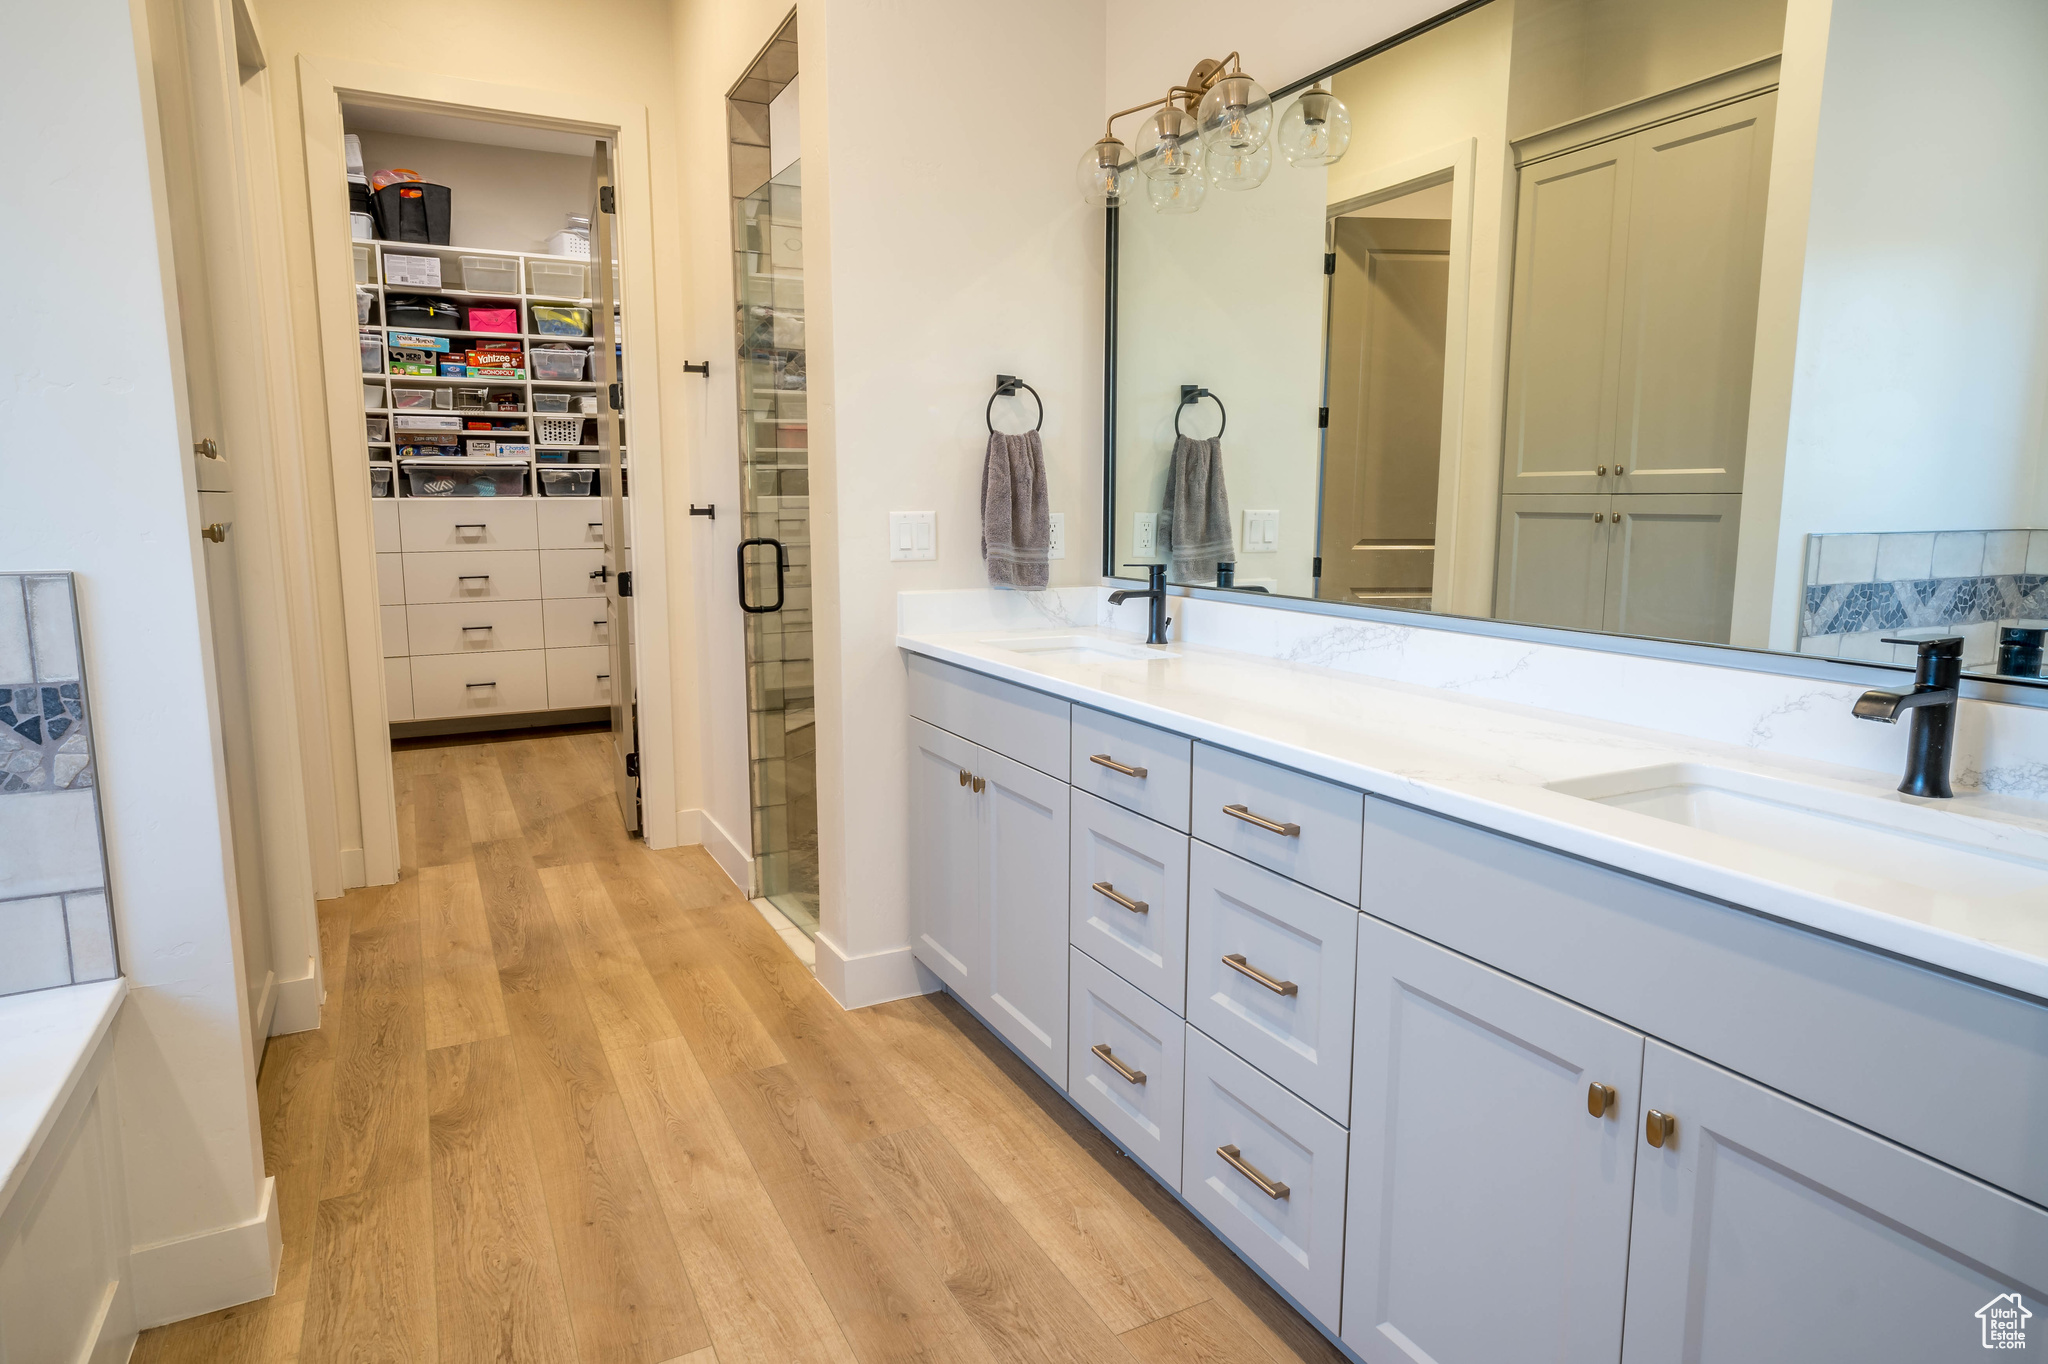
[1160,434,1233,582]
[982,429,1051,589]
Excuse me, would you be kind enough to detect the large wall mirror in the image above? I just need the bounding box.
[1106,0,2048,688]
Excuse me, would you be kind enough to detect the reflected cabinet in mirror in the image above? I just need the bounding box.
[1105,0,2048,687]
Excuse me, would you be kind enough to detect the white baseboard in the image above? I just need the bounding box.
[128,1176,282,1329]
[680,808,754,896]
[84,1275,135,1364]
[814,933,938,1009]
[338,846,366,889]
[269,959,322,1036]
[251,969,277,1046]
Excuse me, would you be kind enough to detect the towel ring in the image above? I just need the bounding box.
[1176,385,1227,439]
[988,375,1043,434]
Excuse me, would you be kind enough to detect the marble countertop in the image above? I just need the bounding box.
[0,978,125,1217]
[899,626,2048,1003]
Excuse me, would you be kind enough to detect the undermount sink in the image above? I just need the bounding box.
[1545,763,2048,902]
[987,634,1180,662]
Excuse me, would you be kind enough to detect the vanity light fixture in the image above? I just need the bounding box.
[1080,52,1349,212]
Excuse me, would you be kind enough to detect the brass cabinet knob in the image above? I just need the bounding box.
[1593,512,1605,523]
[1614,464,1625,475]
[971,775,985,794]
[1596,465,1607,476]
[194,437,223,461]
[1646,1109,1676,1148]
[1587,1082,1616,1118]
[958,769,970,787]
[201,522,230,543]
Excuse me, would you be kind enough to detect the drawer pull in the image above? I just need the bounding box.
[596,673,610,681]
[1091,881,1149,914]
[1090,1043,1146,1086]
[465,681,497,689]
[1646,1109,1676,1149]
[1222,804,1300,837]
[1588,1082,1616,1118]
[460,624,492,633]
[1217,1144,1290,1199]
[457,574,490,583]
[454,523,486,532]
[1222,953,1298,996]
[1089,753,1149,779]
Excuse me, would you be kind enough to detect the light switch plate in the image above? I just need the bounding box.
[1133,512,1158,556]
[889,511,936,561]
[1243,509,1279,554]
[1047,512,1066,560]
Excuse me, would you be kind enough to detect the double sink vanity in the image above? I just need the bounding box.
[901,607,2048,1363]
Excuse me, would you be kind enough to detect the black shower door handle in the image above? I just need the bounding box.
[738,537,787,614]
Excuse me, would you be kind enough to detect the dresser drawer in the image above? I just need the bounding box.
[906,652,1070,779]
[1183,1026,1348,1330]
[1069,947,1185,1188]
[1192,743,1364,903]
[543,599,613,649]
[408,649,549,719]
[1070,790,1188,1013]
[399,497,538,552]
[541,547,607,600]
[377,552,406,606]
[384,656,412,722]
[405,600,545,656]
[1072,706,1192,830]
[403,550,541,604]
[1187,842,1358,1122]
[538,498,610,549]
[546,646,615,708]
[379,604,408,657]
[372,499,401,553]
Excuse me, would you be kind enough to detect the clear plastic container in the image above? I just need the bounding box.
[366,416,388,441]
[539,468,597,497]
[532,392,573,413]
[402,463,527,497]
[391,387,436,409]
[350,212,375,241]
[352,242,372,285]
[369,466,392,498]
[528,260,588,298]
[363,382,385,410]
[460,255,520,293]
[530,347,587,381]
[359,332,383,374]
[531,305,592,337]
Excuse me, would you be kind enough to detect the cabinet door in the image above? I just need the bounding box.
[1622,1041,2048,1363]
[980,745,1071,1086]
[1611,94,1773,496]
[909,718,982,999]
[1501,140,1633,495]
[1602,494,1742,644]
[1342,917,1643,1364]
[1493,495,1610,629]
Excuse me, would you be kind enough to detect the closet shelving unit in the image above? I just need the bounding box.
[355,239,628,499]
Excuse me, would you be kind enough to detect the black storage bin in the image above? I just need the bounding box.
[372,181,452,244]
[348,179,375,217]
[386,294,464,329]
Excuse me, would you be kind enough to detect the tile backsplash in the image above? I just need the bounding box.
[0,574,117,994]
[1798,529,2048,669]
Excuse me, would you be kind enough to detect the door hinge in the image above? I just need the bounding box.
[624,751,639,777]
[608,382,624,412]
[1318,407,1329,428]
[1313,556,1323,577]
[1324,251,1336,275]
[599,185,616,214]
[617,570,633,597]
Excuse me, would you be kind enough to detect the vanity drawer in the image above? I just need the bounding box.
[1072,706,1192,830]
[906,652,1070,779]
[1183,1025,1348,1330]
[543,599,613,649]
[384,656,412,722]
[405,600,545,656]
[379,604,408,657]
[1070,789,1189,1013]
[376,552,406,606]
[403,550,541,604]
[408,649,549,719]
[1069,947,1186,1188]
[538,498,610,549]
[546,645,615,708]
[399,497,538,552]
[541,547,607,600]
[372,499,401,554]
[1187,842,1358,1122]
[1192,743,1364,903]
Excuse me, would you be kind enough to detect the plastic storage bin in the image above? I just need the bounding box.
[352,242,372,285]
[539,468,597,497]
[360,332,383,374]
[460,255,520,293]
[531,305,592,337]
[350,212,375,241]
[387,295,462,329]
[366,416,388,441]
[530,347,587,381]
[369,466,393,498]
[536,416,585,447]
[402,462,527,497]
[528,260,588,298]
[391,387,437,410]
[532,393,572,413]
[363,382,385,410]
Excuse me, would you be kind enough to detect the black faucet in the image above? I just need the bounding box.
[1108,563,1173,645]
[1852,636,1963,798]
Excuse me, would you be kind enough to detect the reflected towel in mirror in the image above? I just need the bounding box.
[982,430,1051,589]
[1161,435,1233,582]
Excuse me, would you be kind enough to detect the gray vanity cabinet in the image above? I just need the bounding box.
[909,718,983,997]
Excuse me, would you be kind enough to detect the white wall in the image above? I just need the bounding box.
[1,0,269,1325]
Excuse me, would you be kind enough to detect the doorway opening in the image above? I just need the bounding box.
[727,16,819,938]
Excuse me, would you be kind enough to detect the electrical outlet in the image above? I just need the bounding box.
[1133,512,1158,556]
[1047,512,1065,560]
[1243,509,1279,554]
[889,510,936,561]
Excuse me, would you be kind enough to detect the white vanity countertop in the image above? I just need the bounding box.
[0,978,125,1218]
[899,627,2048,1002]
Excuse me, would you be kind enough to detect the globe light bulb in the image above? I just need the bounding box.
[1147,167,1207,214]
[1197,73,1272,154]
[1277,88,1352,167]
[1077,137,1137,207]
[1136,105,1204,182]
[1206,138,1270,191]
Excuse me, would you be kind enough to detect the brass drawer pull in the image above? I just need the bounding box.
[1222,804,1300,837]
[958,769,971,787]
[1646,1109,1676,1148]
[971,775,985,794]
[1090,753,1149,779]
[1092,881,1149,914]
[1091,1043,1146,1085]
[1217,1144,1289,1199]
[1222,953,1297,996]
[1587,1082,1616,1118]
